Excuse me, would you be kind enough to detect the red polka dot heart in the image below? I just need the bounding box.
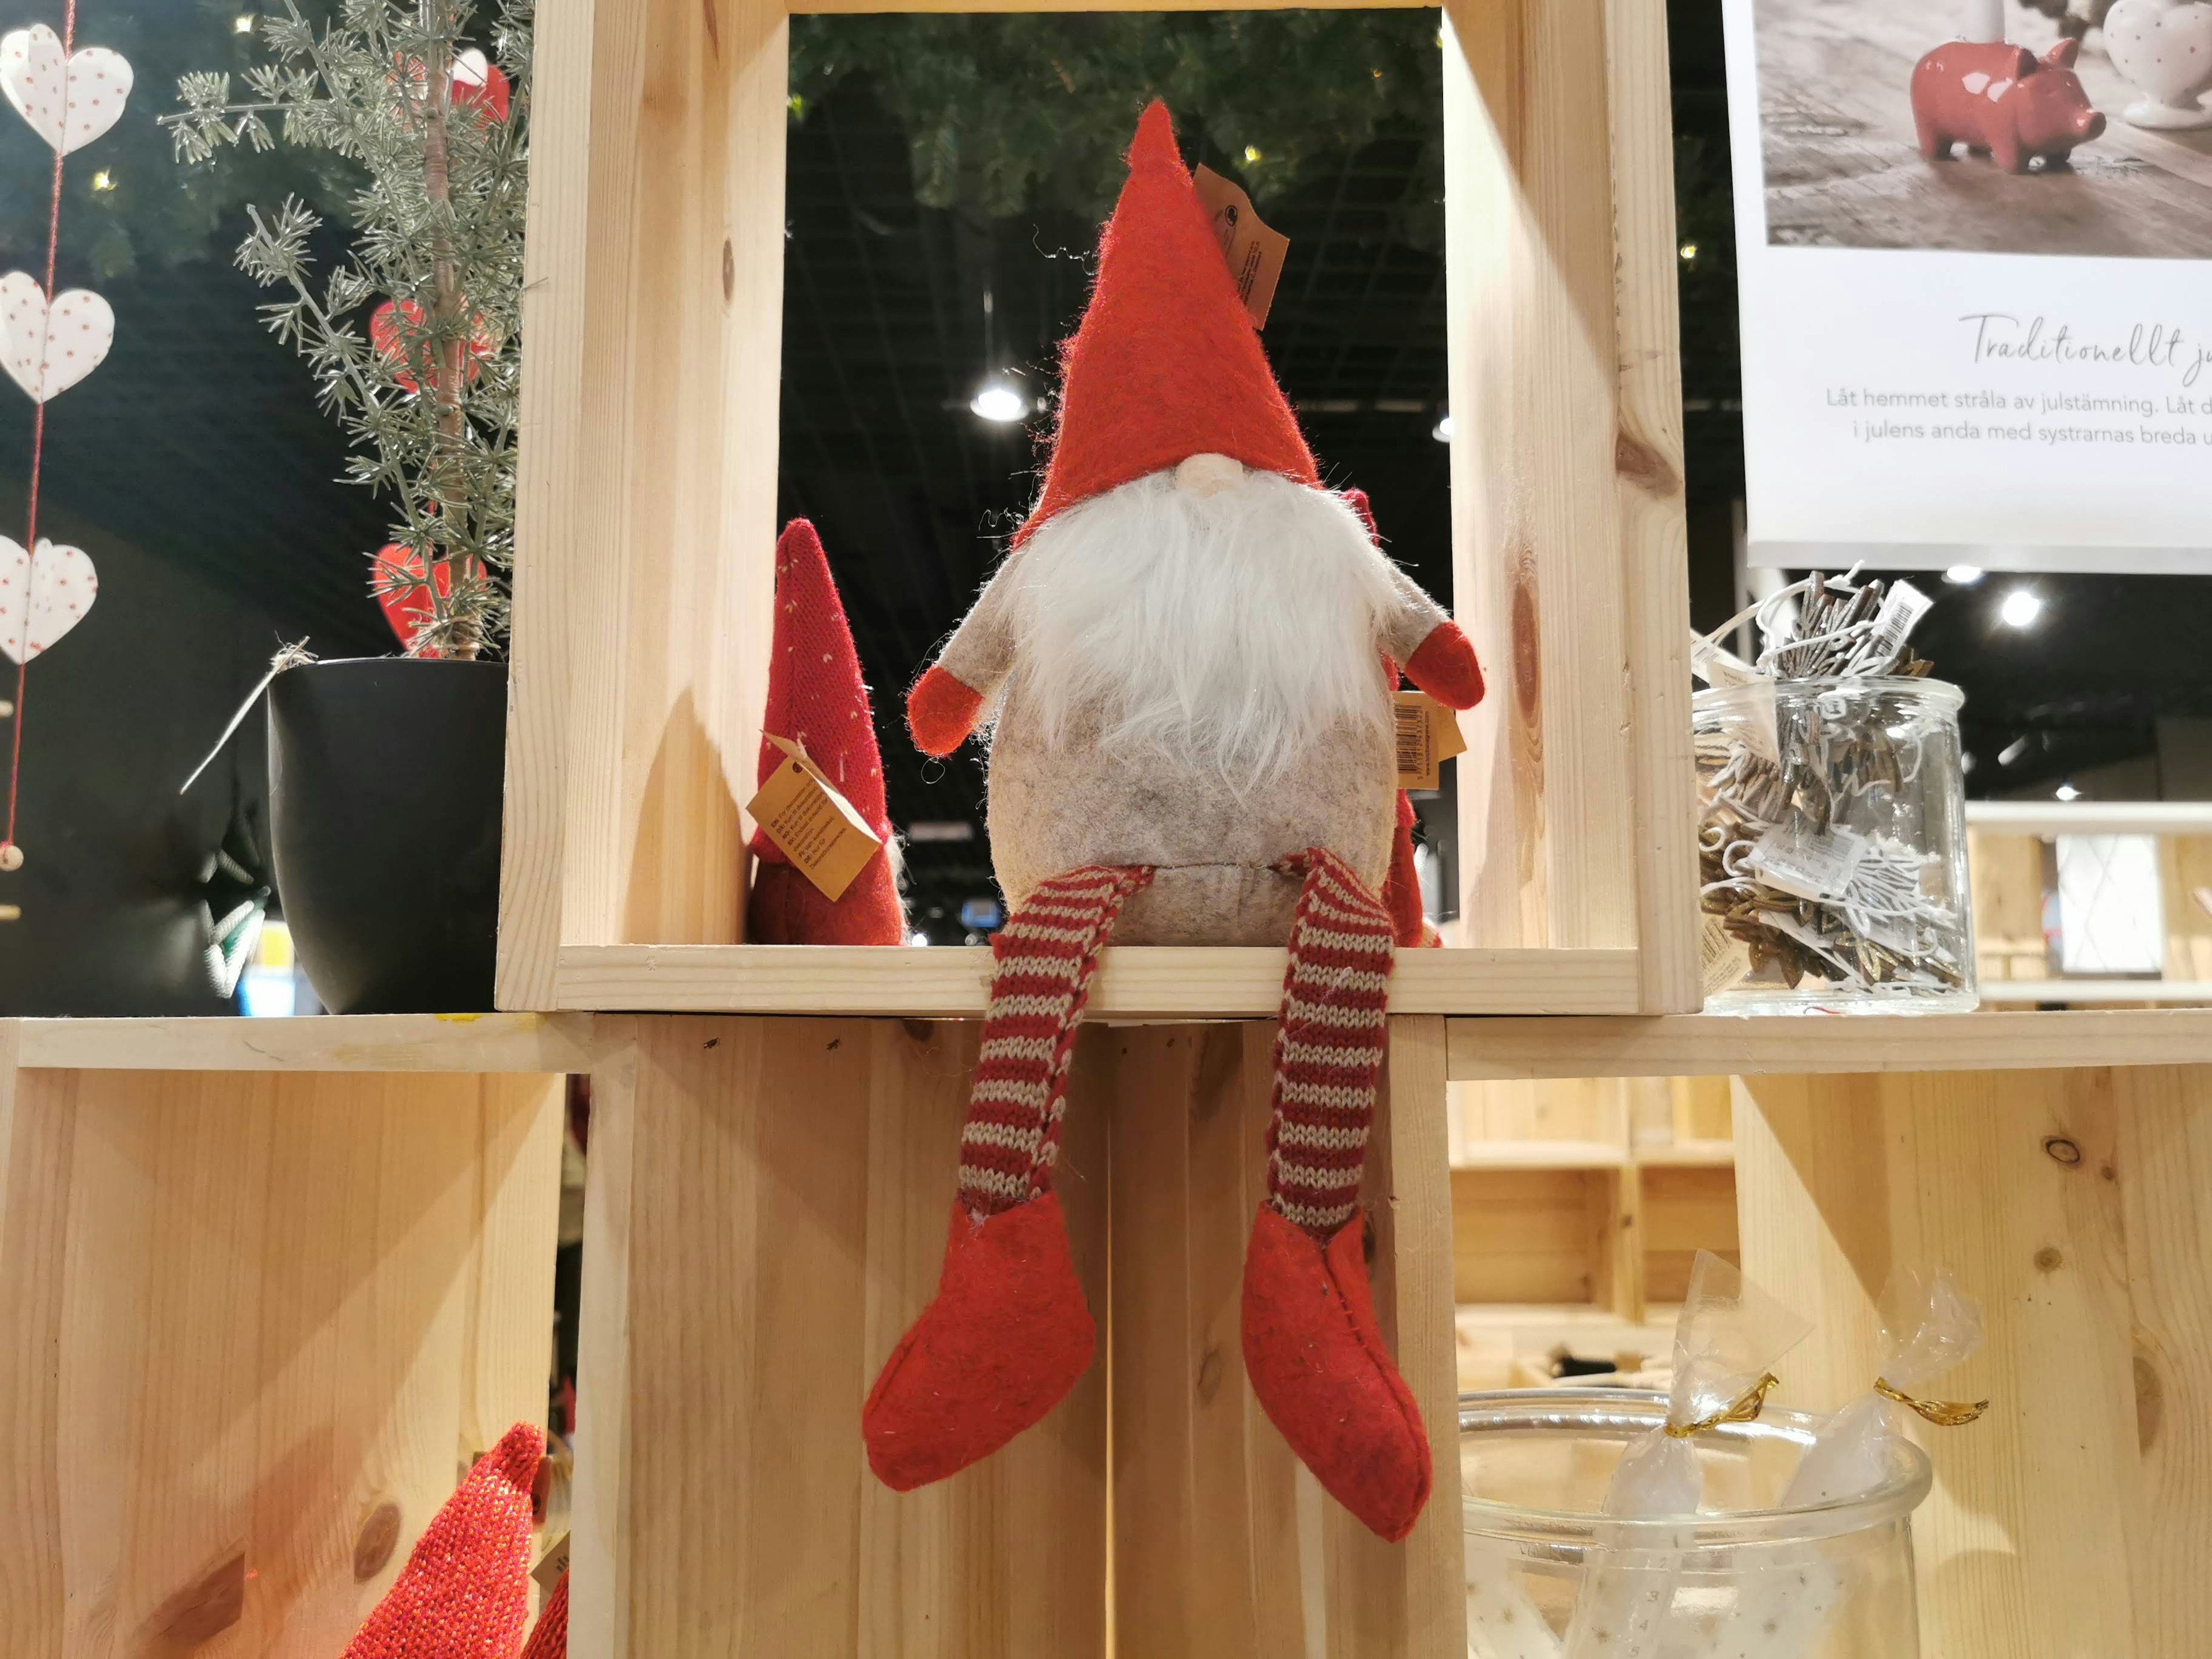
[1,272,112,404]
[0,23,132,156]
[0,536,99,666]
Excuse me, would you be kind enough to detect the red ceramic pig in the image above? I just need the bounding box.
[1911,39,2107,172]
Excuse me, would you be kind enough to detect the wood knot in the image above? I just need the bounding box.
[143,1551,247,1647]
[901,1018,935,1046]
[354,1502,402,1581]
[1196,1344,1225,1404]
[1509,572,1541,721]
[1614,428,1681,497]
[2033,1245,2063,1273]
[2041,1135,2082,1166]
[722,239,735,301]
[2135,1351,2164,1452]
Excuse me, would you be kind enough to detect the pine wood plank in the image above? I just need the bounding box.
[570,1017,1107,1658]
[0,1067,562,1658]
[555,943,1643,1015]
[1441,0,1637,955]
[1605,0,1699,1013]
[1446,1009,2212,1079]
[12,1013,592,1073]
[1733,1067,2170,1657]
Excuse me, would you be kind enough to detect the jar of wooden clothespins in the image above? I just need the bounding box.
[1694,675,1975,1013]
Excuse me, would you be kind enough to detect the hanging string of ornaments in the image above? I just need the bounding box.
[0,5,125,880]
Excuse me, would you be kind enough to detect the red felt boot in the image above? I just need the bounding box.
[863,865,1151,1489]
[342,1422,543,1658]
[1238,849,1433,1541]
[1241,1207,1432,1541]
[863,1194,1096,1489]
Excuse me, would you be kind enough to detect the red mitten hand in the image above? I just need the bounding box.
[907,665,987,756]
[1404,620,1484,710]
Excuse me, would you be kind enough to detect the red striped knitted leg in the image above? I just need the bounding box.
[864,866,1150,1491]
[1241,849,1433,1542]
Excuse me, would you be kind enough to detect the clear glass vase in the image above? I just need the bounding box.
[1694,676,1976,1013]
[1462,1389,1931,1658]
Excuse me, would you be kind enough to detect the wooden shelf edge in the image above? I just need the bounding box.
[1452,1139,1627,1171]
[1633,1138,1737,1168]
[1446,1009,2212,1081]
[554,944,1643,1017]
[12,1013,594,1073]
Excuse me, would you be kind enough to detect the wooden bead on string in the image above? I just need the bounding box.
[0,843,22,871]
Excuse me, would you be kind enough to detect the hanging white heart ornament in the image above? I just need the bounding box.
[0,536,99,665]
[0,24,132,156]
[1,272,112,403]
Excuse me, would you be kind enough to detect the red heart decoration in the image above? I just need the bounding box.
[370,299,495,395]
[372,544,453,655]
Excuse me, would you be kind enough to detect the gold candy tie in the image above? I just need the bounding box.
[1663,1372,1782,1440]
[1874,1377,1989,1427]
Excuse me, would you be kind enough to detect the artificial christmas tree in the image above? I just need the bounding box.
[865,100,1482,1543]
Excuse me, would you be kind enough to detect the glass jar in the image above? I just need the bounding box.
[1694,676,1975,1013]
[1462,1389,1931,1658]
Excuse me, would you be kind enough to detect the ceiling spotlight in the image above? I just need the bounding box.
[1678,243,1698,262]
[969,378,1027,423]
[1944,564,1983,585]
[2055,782,2082,802]
[234,12,255,30]
[1999,588,2043,628]
[1998,736,2031,766]
[1432,413,1454,444]
[90,169,115,192]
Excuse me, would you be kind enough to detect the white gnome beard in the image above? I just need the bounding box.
[1007,469,1402,797]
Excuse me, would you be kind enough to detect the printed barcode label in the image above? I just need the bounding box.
[1747,822,1867,904]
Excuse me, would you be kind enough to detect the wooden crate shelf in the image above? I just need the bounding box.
[0,1017,569,1656]
[551,942,1639,1016]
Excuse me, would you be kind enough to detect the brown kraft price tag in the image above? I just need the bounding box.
[744,735,886,902]
[1192,164,1289,328]
[532,1531,570,1591]
[1393,691,1468,791]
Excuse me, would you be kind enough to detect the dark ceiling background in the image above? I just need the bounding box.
[2,0,2208,1002]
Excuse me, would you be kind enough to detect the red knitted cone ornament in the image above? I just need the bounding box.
[521,1572,566,1659]
[1017,101,1317,544]
[342,1422,544,1659]
[748,517,903,945]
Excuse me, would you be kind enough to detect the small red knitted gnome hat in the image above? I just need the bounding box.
[342,1422,543,1659]
[1016,101,1318,544]
[752,518,893,846]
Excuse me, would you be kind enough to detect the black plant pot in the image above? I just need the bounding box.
[268,658,506,1014]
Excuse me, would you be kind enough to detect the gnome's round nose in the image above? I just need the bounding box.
[2078,108,2107,139]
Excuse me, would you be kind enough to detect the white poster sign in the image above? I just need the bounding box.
[1724,0,2212,573]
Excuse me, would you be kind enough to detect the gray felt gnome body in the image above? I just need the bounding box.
[862,101,1484,1544]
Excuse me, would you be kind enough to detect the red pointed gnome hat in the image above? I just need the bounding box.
[342,1422,543,1659]
[1016,101,1317,544]
[752,517,892,854]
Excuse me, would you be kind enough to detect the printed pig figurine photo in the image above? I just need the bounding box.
[1911,39,2107,172]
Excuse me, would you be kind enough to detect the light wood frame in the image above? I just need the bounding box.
[496,0,1699,1017]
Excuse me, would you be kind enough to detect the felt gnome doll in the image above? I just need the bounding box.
[342,1422,556,1659]
[862,102,1483,1543]
[747,517,905,945]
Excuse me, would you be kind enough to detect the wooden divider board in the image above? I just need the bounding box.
[1734,1066,2212,1659]
[571,1014,1461,1657]
[1105,1019,1461,1659]
[571,1016,1109,1658]
[0,1056,563,1658]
